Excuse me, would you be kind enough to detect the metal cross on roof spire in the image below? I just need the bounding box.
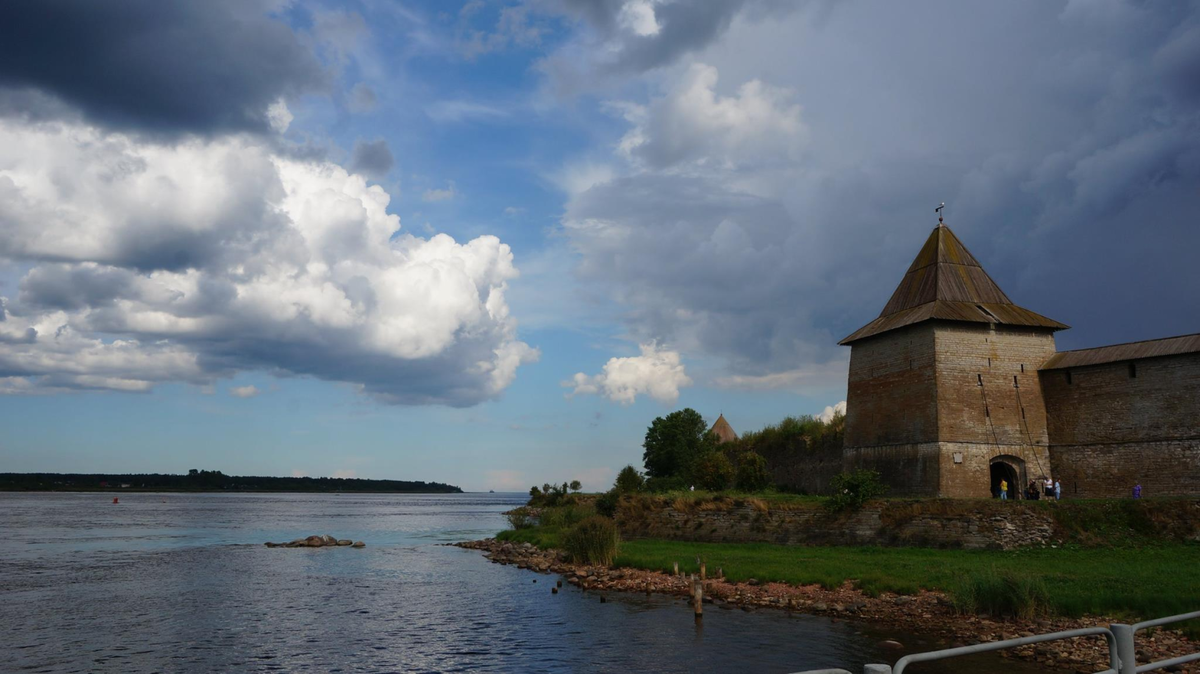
[935,202,945,223]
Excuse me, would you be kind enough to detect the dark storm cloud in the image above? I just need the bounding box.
[537,0,799,94]
[559,0,1200,383]
[350,138,395,179]
[0,0,326,134]
[17,264,135,312]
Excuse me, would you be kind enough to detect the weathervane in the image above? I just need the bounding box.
[935,202,945,223]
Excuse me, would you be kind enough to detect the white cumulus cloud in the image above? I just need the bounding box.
[0,118,537,405]
[564,342,691,405]
[616,63,806,170]
[817,401,846,424]
[229,385,260,398]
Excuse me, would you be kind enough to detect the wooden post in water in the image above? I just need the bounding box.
[673,561,679,577]
[699,560,706,581]
[692,574,703,621]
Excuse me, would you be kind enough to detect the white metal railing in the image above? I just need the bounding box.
[790,609,1200,674]
[1126,609,1200,673]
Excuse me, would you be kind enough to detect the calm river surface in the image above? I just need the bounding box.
[1,492,1051,673]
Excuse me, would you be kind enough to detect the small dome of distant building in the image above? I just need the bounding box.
[709,414,737,443]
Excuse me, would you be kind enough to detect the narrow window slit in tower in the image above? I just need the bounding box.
[988,357,991,368]
[1129,362,1137,378]
[977,374,983,386]
[985,405,990,418]
[1066,371,1072,385]
[1013,375,1019,388]
[1021,407,1026,419]
[1021,363,1025,373]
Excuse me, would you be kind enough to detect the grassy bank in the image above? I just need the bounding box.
[499,524,1200,626]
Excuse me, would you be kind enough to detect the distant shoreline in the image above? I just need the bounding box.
[0,488,473,494]
[0,471,464,494]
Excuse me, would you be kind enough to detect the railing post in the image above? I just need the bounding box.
[864,665,892,674]
[1111,623,1137,674]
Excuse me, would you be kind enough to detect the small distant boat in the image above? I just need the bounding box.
[488,490,495,493]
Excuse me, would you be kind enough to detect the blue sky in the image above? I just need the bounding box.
[1,0,1198,491]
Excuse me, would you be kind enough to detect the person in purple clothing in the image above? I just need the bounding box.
[1133,483,1142,499]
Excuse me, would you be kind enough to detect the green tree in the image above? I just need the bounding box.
[569,480,582,493]
[735,451,771,492]
[614,465,645,493]
[692,452,734,491]
[642,408,708,478]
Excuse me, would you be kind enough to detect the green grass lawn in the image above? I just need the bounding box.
[497,526,1200,624]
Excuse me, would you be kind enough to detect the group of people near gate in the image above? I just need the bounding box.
[996,475,1061,500]
[996,477,1146,500]
[1024,476,1061,501]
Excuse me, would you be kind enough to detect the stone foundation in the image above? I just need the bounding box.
[615,496,1200,550]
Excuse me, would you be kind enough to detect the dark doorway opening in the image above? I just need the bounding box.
[990,461,1019,499]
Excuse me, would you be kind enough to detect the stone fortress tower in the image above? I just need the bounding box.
[839,221,1066,498]
[839,218,1200,499]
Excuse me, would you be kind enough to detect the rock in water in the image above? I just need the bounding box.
[321,534,338,546]
[337,539,353,546]
[351,541,365,548]
[305,535,325,547]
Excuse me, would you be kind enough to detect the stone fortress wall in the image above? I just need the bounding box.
[1042,351,1200,498]
[829,221,1200,499]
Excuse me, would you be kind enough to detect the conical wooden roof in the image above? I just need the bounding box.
[840,223,1067,345]
[709,414,737,443]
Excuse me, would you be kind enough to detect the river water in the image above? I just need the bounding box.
[1,492,1051,673]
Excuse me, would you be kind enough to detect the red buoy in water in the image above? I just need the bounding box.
[113,497,119,504]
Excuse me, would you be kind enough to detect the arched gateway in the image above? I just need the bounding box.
[989,455,1024,499]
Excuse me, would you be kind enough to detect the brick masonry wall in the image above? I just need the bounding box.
[1042,352,1200,497]
[844,442,941,496]
[845,324,938,447]
[938,441,1054,498]
[935,325,1057,446]
[1042,352,1200,444]
[1051,440,1200,498]
[758,442,843,496]
[844,323,1059,498]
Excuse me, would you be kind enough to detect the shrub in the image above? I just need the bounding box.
[614,465,645,494]
[569,480,582,492]
[506,506,535,530]
[563,516,620,565]
[950,568,1051,619]
[735,451,771,492]
[540,504,592,528]
[595,489,620,518]
[826,469,886,512]
[692,452,735,491]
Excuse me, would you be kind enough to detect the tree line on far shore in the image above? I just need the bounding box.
[0,469,463,493]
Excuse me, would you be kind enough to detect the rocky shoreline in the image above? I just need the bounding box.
[456,538,1196,673]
